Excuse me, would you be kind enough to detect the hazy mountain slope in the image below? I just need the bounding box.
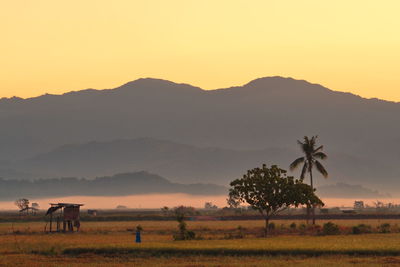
[0,172,227,201]
[12,138,290,183]
[2,138,394,195]
[316,183,389,199]
[0,77,399,191]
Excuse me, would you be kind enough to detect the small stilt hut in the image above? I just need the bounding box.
[45,203,83,233]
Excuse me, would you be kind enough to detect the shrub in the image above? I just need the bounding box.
[352,224,372,235]
[352,226,361,235]
[309,224,322,235]
[237,225,245,238]
[173,220,196,241]
[173,230,196,241]
[289,222,296,229]
[225,233,244,239]
[185,230,196,239]
[224,225,246,239]
[379,223,391,233]
[322,222,340,235]
[268,222,275,230]
[298,223,307,233]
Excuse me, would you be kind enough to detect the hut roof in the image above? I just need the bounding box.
[46,203,84,215]
[49,203,84,207]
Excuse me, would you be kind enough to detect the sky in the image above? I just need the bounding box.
[1,0,400,101]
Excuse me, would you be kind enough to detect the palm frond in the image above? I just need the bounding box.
[300,162,308,180]
[313,151,327,160]
[314,145,323,153]
[297,140,304,146]
[315,160,328,178]
[289,157,304,170]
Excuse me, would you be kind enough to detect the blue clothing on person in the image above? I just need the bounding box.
[136,231,141,243]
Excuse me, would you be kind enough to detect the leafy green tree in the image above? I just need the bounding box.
[228,164,323,236]
[290,135,328,224]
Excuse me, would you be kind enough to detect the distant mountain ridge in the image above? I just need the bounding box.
[0,77,399,194]
[2,137,391,192]
[0,171,227,201]
[0,171,386,201]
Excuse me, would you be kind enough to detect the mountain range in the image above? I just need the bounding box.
[0,76,399,195]
[0,172,227,201]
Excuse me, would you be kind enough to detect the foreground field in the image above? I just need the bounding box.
[1,220,400,266]
[2,254,400,267]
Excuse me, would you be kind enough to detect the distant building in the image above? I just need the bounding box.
[354,201,364,210]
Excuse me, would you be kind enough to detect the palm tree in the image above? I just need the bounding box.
[290,136,328,224]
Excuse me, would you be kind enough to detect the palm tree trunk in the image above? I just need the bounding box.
[310,169,316,225]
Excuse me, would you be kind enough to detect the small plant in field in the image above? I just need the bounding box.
[321,222,340,235]
[268,222,275,230]
[379,223,391,233]
[224,225,246,239]
[237,225,245,238]
[173,206,197,241]
[352,224,372,235]
[290,222,297,229]
[298,223,307,234]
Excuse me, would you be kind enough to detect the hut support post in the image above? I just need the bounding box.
[49,214,53,232]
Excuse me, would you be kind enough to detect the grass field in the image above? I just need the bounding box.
[1,219,400,266]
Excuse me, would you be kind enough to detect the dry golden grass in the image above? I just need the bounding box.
[1,219,400,266]
[2,219,400,234]
[2,254,400,267]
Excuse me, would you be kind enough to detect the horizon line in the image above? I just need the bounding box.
[0,76,397,104]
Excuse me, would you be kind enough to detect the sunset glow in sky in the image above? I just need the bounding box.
[1,1,400,100]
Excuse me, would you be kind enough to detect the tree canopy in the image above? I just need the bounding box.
[228,164,323,236]
[15,198,30,211]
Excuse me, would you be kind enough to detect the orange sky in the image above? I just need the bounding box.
[1,1,400,101]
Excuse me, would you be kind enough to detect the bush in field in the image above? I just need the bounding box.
[379,223,391,233]
[173,206,197,241]
[237,225,246,238]
[173,220,197,241]
[290,222,297,229]
[224,226,246,239]
[298,223,307,234]
[321,222,340,235]
[268,222,275,230]
[352,224,372,235]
